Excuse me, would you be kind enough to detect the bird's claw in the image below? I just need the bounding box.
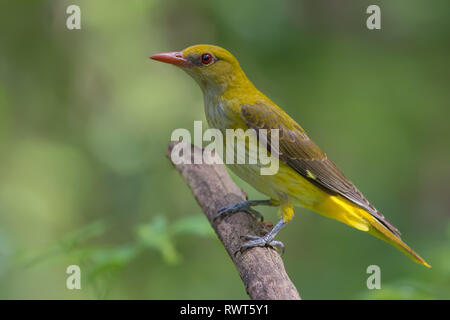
[234,234,285,256]
[215,201,264,222]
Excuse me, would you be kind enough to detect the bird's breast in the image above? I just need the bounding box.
[204,95,241,131]
[202,92,327,207]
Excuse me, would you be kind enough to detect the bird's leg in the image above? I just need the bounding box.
[237,219,287,255]
[236,195,294,255]
[215,199,278,222]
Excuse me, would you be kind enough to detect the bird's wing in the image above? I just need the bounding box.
[241,101,400,236]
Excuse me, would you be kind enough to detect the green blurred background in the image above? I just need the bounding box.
[0,0,449,299]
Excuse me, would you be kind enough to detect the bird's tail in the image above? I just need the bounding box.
[314,195,431,268]
[366,213,431,268]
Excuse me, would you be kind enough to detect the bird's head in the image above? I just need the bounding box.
[150,44,248,94]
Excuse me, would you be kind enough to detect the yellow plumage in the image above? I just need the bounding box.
[151,44,430,268]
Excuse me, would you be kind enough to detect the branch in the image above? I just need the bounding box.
[166,141,301,300]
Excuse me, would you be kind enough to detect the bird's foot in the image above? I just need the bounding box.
[234,219,287,256]
[235,234,285,256]
[215,200,275,222]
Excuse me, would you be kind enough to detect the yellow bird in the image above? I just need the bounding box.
[151,44,430,268]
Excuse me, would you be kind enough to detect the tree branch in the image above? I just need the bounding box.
[166,141,301,300]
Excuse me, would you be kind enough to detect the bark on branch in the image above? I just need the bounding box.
[166,141,301,300]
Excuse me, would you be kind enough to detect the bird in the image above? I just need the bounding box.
[150,44,430,268]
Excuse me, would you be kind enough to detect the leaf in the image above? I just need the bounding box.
[21,220,107,268]
[136,215,181,265]
[86,244,140,280]
[171,214,214,237]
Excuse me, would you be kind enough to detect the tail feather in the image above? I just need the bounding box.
[316,195,431,268]
[367,215,431,268]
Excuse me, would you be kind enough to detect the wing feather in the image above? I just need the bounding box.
[241,102,401,236]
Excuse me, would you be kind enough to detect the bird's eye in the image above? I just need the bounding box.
[201,53,213,65]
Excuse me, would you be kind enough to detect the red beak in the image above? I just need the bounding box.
[150,51,191,67]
